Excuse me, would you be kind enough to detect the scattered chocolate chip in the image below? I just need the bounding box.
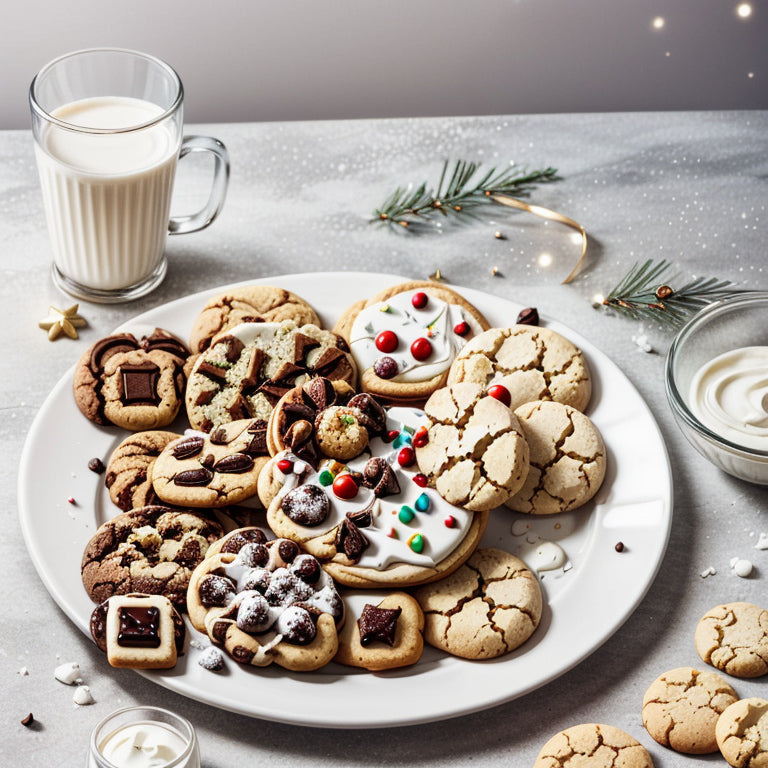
[20,713,34,727]
[347,393,387,434]
[172,436,205,460]
[277,539,300,563]
[516,307,539,326]
[88,457,105,474]
[358,603,401,647]
[362,457,400,497]
[615,541,625,553]
[281,485,330,526]
[373,356,398,379]
[335,517,368,562]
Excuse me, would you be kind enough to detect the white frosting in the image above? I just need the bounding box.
[689,346,768,451]
[730,557,753,578]
[54,661,81,685]
[73,685,95,705]
[349,290,481,382]
[274,407,474,569]
[98,722,187,767]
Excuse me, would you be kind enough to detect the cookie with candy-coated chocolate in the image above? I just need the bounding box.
[333,281,490,406]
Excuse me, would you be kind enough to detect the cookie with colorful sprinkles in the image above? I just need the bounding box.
[333,281,490,406]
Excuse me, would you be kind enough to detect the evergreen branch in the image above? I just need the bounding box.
[601,259,741,328]
[372,159,559,230]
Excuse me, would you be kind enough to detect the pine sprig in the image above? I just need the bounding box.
[601,259,739,328]
[373,160,559,230]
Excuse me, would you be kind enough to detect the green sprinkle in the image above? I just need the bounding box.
[408,533,424,553]
[340,414,356,426]
[318,470,334,486]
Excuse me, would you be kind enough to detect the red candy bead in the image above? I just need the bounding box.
[444,515,457,528]
[413,473,428,488]
[332,474,359,500]
[413,427,429,448]
[411,291,428,309]
[410,337,432,361]
[384,429,399,443]
[453,321,470,336]
[375,330,398,353]
[277,459,293,474]
[397,447,416,468]
[487,384,511,407]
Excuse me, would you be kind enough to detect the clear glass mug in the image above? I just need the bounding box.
[30,48,229,303]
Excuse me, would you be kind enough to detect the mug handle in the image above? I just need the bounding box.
[168,135,230,235]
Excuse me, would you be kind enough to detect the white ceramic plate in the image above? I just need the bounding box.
[18,272,672,728]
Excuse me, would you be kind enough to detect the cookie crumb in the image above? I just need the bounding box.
[730,557,753,578]
[493,230,506,240]
[67,496,76,505]
[73,685,95,706]
[88,457,105,474]
[491,265,502,277]
[700,566,717,578]
[54,661,81,685]
[614,541,625,552]
[429,269,444,282]
[755,532,768,550]
[198,646,225,672]
[631,332,654,353]
[18,666,28,676]
[20,713,34,727]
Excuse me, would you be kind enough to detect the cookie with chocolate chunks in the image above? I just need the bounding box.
[81,506,223,611]
[73,328,190,430]
[185,320,356,433]
[187,529,343,672]
[151,419,270,508]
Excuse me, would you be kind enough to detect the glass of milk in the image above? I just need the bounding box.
[87,705,201,768]
[30,48,229,303]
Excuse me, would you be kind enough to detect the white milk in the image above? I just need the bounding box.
[35,96,179,291]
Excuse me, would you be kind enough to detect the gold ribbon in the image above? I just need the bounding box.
[489,193,588,284]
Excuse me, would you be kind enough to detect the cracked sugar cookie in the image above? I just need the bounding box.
[533,723,654,768]
[716,697,768,768]
[189,285,321,353]
[695,602,768,679]
[447,325,591,412]
[642,666,739,754]
[415,382,529,512]
[334,281,490,405]
[506,400,606,515]
[413,548,542,660]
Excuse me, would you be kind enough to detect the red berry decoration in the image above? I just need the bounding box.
[444,515,457,528]
[413,427,429,448]
[413,473,428,488]
[375,330,398,353]
[384,429,399,443]
[487,384,511,407]
[411,291,428,309]
[453,321,470,336]
[410,337,432,361]
[332,474,359,500]
[277,458,293,474]
[397,446,416,468]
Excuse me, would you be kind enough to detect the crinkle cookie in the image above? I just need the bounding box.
[187,528,344,671]
[695,602,768,679]
[447,325,591,412]
[335,592,424,671]
[415,382,529,512]
[267,377,385,464]
[185,320,356,432]
[642,666,739,754]
[716,697,768,768]
[533,723,655,768]
[261,406,488,588]
[413,548,541,660]
[152,419,270,508]
[81,506,223,611]
[73,328,190,430]
[89,592,186,669]
[189,285,322,353]
[334,281,490,405]
[506,400,606,515]
[105,430,180,511]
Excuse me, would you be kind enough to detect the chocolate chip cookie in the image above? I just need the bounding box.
[185,320,356,432]
[73,328,190,430]
[81,506,223,611]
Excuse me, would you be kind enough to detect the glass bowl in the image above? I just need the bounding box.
[665,292,768,484]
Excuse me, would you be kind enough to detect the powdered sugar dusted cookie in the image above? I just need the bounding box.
[447,325,591,412]
[695,602,768,679]
[414,548,542,660]
[262,406,488,588]
[716,697,768,767]
[185,320,356,432]
[642,666,739,754]
[335,592,424,671]
[415,382,529,512]
[187,529,343,671]
[334,281,490,405]
[506,400,606,515]
[73,328,190,430]
[189,285,321,353]
[534,723,654,768]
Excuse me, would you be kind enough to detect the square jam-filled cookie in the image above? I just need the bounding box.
[90,593,185,669]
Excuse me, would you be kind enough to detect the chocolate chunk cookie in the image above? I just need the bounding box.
[185,320,356,433]
[73,328,190,430]
[188,285,322,353]
[151,419,270,508]
[105,430,181,511]
[81,506,223,611]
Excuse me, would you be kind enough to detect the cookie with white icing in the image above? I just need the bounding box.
[261,406,489,588]
[334,281,490,405]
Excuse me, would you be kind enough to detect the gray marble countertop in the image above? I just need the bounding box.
[3,111,767,767]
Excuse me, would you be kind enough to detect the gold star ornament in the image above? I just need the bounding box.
[38,304,87,340]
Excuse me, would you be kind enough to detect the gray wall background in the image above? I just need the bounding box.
[4,0,766,128]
